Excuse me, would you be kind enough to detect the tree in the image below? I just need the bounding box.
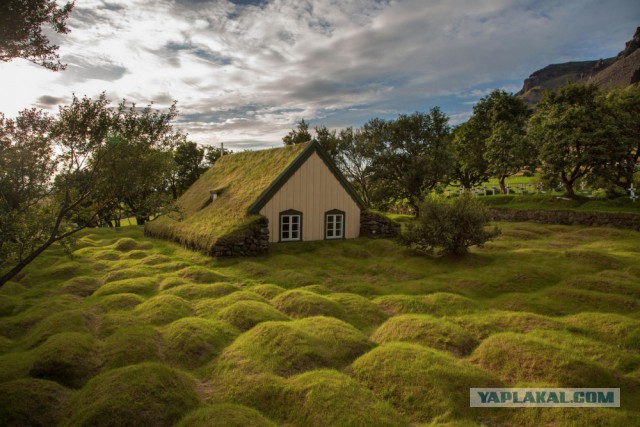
[0,0,75,70]
[314,124,340,158]
[0,94,185,287]
[172,141,206,198]
[374,108,453,216]
[451,121,490,189]
[204,145,231,166]
[599,84,640,192]
[333,126,378,207]
[528,84,623,197]
[467,90,534,193]
[282,119,312,145]
[400,193,500,256]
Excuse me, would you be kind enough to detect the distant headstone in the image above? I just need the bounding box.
[629,183,637,202]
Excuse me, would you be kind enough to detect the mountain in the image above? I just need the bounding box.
[518,27,640,107]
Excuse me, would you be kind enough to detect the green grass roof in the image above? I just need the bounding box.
[145,143,308,254]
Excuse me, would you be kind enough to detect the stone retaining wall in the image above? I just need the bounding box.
[360,211,400,238]
[490,208,640,231]
[213,217,270,257]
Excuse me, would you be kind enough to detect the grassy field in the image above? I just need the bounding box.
[0,223,639,426]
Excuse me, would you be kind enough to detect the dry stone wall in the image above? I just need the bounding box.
[490,208,640,231]
[360,211,400,238]
[213,217,270,257]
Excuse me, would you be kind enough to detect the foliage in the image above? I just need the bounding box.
[451,121,490,189]
[282,119,312,145]
[373,108,453,215]
[0,0,74,70]
[401,193,500,255]
[528,83,627,196]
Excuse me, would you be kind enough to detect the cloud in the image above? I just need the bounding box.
[0,0,638,149]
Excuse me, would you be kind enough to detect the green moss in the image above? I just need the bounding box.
[452,310,566,340]
[0,295,80,339]
[216,301,290,331]
[0,336,13,354]
[563,312,640,350]
[59,276,102,297]
[470,332,618,387]
[373,292,480,317]
[247,284,286,299]
[371,314,478,356]
[101,267,151,284]
[326,293,388,331]
[19,309,91,349]
[0,378,71,427]
[111,237,153,252]
[102,325,162,369]
[91,293,145,311]
[139,254,173,265]
[217,316,374,376]
[92,277,157,297]
[176,404,277,427]
[66,362,200,426]
[298,284,333,295]
[350,342,503,424]
[158,276,190,290]
[194,291,268,317]
[0,351,35,382]
[283,369,407,427]
[162,317,238,369]
[0,294,23,316]
[29,332,102,388]
[176,266,228,283]
[271,290,347,320]
[134,294,193,325]
[163,283,240,300]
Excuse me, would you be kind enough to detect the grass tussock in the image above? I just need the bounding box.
[20,309,91,350]
[217,316,374,376]
[247,284,287,299]
[0,378,71,427]
[91,293,145,312]
[216,300,290,331]
[163,283,241,300]
[371,314,478,356]
[271,290,347,320]
[194,291,268,317]
[373,292,480,317]
[102,325,162,369]
[176,404,277,427]
[134,294,193,325]
[470,332,617,387]
[66,362,200,427]
[452,310,566,340]
[326,293,388,331]
[162,317,238,369]
[59,276,102,297]
[283,369,407,427]
[92,277,157,297]
[350,342,503,424]
[176,266,229,283]
[29,332,102,388]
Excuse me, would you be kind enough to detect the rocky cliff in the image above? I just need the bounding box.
[518,27,640,107]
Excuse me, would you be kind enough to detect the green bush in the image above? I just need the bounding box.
[401,193,500,255]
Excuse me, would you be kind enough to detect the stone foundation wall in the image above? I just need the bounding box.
[360,211,400,238]
[213,217,270,257]
[490,208,640,231]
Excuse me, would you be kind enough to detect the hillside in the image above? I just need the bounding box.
[518,27,640,106]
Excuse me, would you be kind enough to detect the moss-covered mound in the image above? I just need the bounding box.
[0,378,71,426]
[194,291,268,317]
[176,404,276,427]
[217,300,290,331]
[0,295,81,339]
[283,369,407,426]
[217,316,373,376]
[102,325,162,369]
[373,292,480,317]
[470,332,617,387]
[176,266,228,283]
[101,267,150,284]
[163,283,240,300]
[92,277,157,297]
[563,312,640,350]
[91,293,145,312]
[247,284,286,299]
[67,363,200,426]
[111,237,153,252]
[298,284,333,295]
[326,293,388,331]
[350,342,503,424]
[60,276,102,297]
[371,314,478,356]
[162,317,238,369]
[29,332,102,388]
[452,310,566,340]
[271,290,347,320]
[134,294,193,325]
[20,309,91,349]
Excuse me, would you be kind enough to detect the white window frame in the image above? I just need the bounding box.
[325,211,344,239]
[280,211,302,242]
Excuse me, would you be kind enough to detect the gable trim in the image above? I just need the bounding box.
[247,141,366,214]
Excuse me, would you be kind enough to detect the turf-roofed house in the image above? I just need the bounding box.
[145,141,393,257]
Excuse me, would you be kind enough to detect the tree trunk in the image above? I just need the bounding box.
[135,216,149,225]
[563,180,575,197]
[0,238,56,287]
[499,176,507,194]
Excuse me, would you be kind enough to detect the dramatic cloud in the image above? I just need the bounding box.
[0,0,637,149]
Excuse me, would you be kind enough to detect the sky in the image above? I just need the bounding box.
[1,0,638,150]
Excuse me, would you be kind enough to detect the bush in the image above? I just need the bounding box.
[401,193,500,255]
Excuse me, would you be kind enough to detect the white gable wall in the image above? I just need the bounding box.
[259,151,361,243]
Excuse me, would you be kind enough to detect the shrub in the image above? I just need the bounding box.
[401,193,500,255]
